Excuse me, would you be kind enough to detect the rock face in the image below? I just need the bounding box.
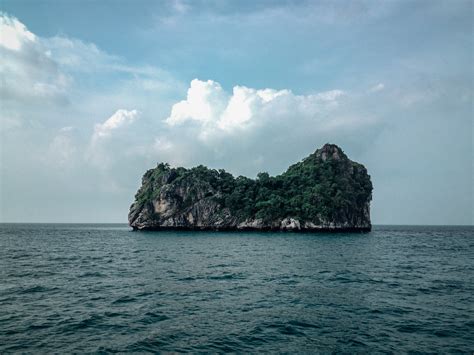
[129,144,373,232]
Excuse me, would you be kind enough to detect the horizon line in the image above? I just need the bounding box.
[0,222,472,227]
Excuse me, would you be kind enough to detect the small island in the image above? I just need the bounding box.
[129,144,372,232]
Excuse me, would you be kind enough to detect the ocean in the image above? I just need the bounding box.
[0,224,473,353]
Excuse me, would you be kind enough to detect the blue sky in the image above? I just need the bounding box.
[0,0,472,224]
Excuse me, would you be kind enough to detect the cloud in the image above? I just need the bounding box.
[165,79,353,144]
[0,13,70,111]
[43,35,175,81]
[166,79,228,126]
[92,109,140,141]
[87,109,141,169]
[0,13,181,132]
[43,36,116,72]
[0,13,36,50]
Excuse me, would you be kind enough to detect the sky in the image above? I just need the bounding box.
[0,0,472,225]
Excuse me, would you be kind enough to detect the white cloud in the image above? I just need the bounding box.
[312,89,345,101]
[0,13,36,51]
[0,13,71,122]
[166,79,228,126]
[0,13,180,132]
[165,79,350,142]
[218,86,295,132]
[92,109,140,141]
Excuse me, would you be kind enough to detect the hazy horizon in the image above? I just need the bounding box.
[1,0,472,225]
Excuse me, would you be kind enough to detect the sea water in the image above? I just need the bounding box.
[0,224,473,352]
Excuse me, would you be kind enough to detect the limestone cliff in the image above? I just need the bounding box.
[129,144,372,232]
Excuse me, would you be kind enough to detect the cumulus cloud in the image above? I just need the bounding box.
[166,79,228,126]
[164,79,354,145]
[92,109,140,142]
[0,13,36,50]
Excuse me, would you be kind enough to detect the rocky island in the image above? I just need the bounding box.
[129,144,372,232]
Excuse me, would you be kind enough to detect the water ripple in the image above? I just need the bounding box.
[0,224,473,353]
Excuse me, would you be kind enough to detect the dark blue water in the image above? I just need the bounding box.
[0,224,473,353]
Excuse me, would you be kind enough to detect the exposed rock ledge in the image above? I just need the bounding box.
[129,144,372,232]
